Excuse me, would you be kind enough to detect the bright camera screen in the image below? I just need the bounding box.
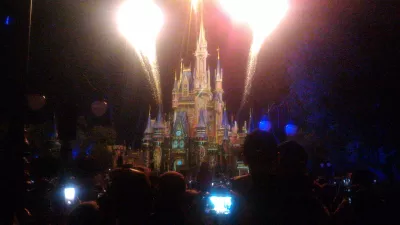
[206,196,232,215]
[64,187,75,201]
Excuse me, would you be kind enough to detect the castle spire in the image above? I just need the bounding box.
[197,1,207,50]
[144,106,153,134]
[194,7,208,90]
[197,109,206,128]
[180,58,183,74]
[221,106,228,128]
[173,71,178,92]
[232,121,238,134]
[248,108,255,133]
[207,66,211,90]
[156,106,163,125]
[242,121,248,134]
[215,48,223,84]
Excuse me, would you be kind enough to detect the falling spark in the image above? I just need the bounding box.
[218,0,289,109]
[117,0,164,105]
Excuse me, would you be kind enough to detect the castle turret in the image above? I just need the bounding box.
[242,121,248,134]
[172,71,179,109]
[195,109,207,139]
[153,107,165,139]
[143,108,153,143]
[215,47,223,89]
[152,107,164,172]
[248,108,255,133]
[194,10,208,91]
[232,121,238,134]
[142,107,153,168]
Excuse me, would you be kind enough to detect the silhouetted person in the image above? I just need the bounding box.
[197,162,212,192]
[152,171,200,225]
[67,201,101,225]
[107,168,152,225]
[277,141,330,225]
[232,130,279,224]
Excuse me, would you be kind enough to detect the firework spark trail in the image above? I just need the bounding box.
[117,0,164,106]
[137,53,162,105]
[219,0,290,112]
[240,51,258,111]
[150,60,162,105]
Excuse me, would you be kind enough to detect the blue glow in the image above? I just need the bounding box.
[72,147,79,159]
[177,159,183,166]
[259,115,272,131]
[285,123,298,136]
[86,144,93,155]
[5,16,10,25]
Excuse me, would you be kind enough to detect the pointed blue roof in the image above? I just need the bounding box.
[197,109,207,128]
[221,107,228,127]
[154,107,164,128]
[144,113,153,134]
[248,108,256,133]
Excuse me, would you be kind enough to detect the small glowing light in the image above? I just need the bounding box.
[209,196,232,214]
[64,188,76,201]
[259,115,272,131]
[285,123,298,136]
[5,16,10,25]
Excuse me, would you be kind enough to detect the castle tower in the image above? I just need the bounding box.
[214,48,224,142]
[172,71,179,109]
[194,12,209,91]
[142,108,153,167]
[195,109,208,165]
[152,107,164,172]
[248,108,256,133]
[215,47,223,92]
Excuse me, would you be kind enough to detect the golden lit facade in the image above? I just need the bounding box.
[142,19,249,174]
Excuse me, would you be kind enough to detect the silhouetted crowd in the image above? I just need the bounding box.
[17,130,400,225]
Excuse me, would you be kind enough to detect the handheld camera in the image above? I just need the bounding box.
[64,187,76,205]
[205,196,232,215]
[205,184,233,216]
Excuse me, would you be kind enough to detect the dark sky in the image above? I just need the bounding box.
[23,0,400,145]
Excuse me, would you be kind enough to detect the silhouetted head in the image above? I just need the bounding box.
[243,130,278,174]
[67,201,101,225]
[278,141,308,175]
[109,168,152,224]
[158,171,186,197]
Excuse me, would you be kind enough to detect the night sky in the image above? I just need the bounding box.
[7,0,399,145]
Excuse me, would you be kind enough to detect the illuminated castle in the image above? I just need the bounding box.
[141,17,251,174]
